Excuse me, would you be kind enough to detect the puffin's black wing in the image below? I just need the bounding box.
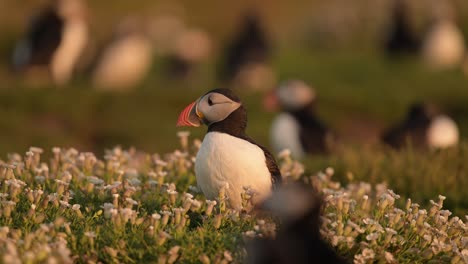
[242,136,282,188]
[13,7,64,69]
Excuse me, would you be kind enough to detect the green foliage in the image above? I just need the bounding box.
[0,140,466,263]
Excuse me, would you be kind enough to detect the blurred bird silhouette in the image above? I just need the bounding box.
[382,102,459,149]
[12,0,89,85]
[384,0,420,56]
[164,28,212,80]
[220,11,275,91]
[422,1,465,69]
[91,16,154,91]
[246,183,346,264]
[264,80,335,158]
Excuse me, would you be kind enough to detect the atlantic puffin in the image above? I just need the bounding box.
[422,1,465,69]
[12,0,89,85]
[383,0,420,56]
[177,88,281,209]
[91,16,154,91]
[246,183,346,264]
[219,11,273,90]
[382,102,459,149]
[164,28,212,79]
[264,80,335,158]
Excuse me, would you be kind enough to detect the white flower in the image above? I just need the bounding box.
[125,198,138,205]
[101,203,114,210]
[35,176,46,183]
[384,252,395,263]
[366,232,379,241]
[29,147,44,153]
[87,176,104,185]
[152,213,161,220]
[243,230,256,238]
[361,248,375,259]
[278,149,291,159]
[84,231,96,238]
[128,178,141,186]
[59,201,71,208]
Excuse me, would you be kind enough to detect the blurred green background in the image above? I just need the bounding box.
[0,0,468,213]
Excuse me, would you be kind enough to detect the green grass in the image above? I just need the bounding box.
[0,50,468,216]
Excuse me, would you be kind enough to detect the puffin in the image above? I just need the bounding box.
[219,11,273,90]
[246,183,346,264]
[421,1,465,69]
[383,0,420,56]
[12,0,89,85]
[177,88,281,209]
[164,28,212,79]
[264,80,335,158]
[91,16,154,91]
[382,102,459,149]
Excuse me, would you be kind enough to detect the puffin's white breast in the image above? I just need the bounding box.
[422,21,465,69]
[195,132,272,209]
[51,19,88,85]
[427,115,459,148]
[270,113,304,159]
[93,35,153,90]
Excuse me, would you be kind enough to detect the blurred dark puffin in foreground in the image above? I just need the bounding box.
[421,0,465,69]
[91,16,154,91]
[220,11,275,91]
[382,102,459,149]
[246,183,346,264]
[177,88,281,210]
[383,0,420,56]
[264,80,335,158]
[12,0,89,85]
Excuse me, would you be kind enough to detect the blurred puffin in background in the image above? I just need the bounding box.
[383,0,420,56]
[422,0,465,69]
[177,88,281,210]
[91,16,154,91]
[12,0,89,85]
[246,183,346,264]
[164,28,212,79]
[264,80,335,158]
[382,102,459,149]
[220,11,275,91]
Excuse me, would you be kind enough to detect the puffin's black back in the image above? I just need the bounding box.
[17,7,64,68]
[219,12,271,81]
[384,0,420,56]
[289,102,335,154]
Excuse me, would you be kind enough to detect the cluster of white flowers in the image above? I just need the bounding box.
[311,169,467,264]
[0,134,465,263]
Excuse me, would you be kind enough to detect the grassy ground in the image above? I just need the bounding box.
[0,144,466,263]
[0,2,467,262]
[1,50,468,215]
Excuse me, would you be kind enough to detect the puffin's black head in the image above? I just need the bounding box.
[177,88,243,128]
[407,102,436,123]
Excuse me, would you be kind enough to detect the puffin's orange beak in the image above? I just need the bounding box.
[177,101,202,127]
[263,90,279,112]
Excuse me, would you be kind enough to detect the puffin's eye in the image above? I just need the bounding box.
[208,97,213,106]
